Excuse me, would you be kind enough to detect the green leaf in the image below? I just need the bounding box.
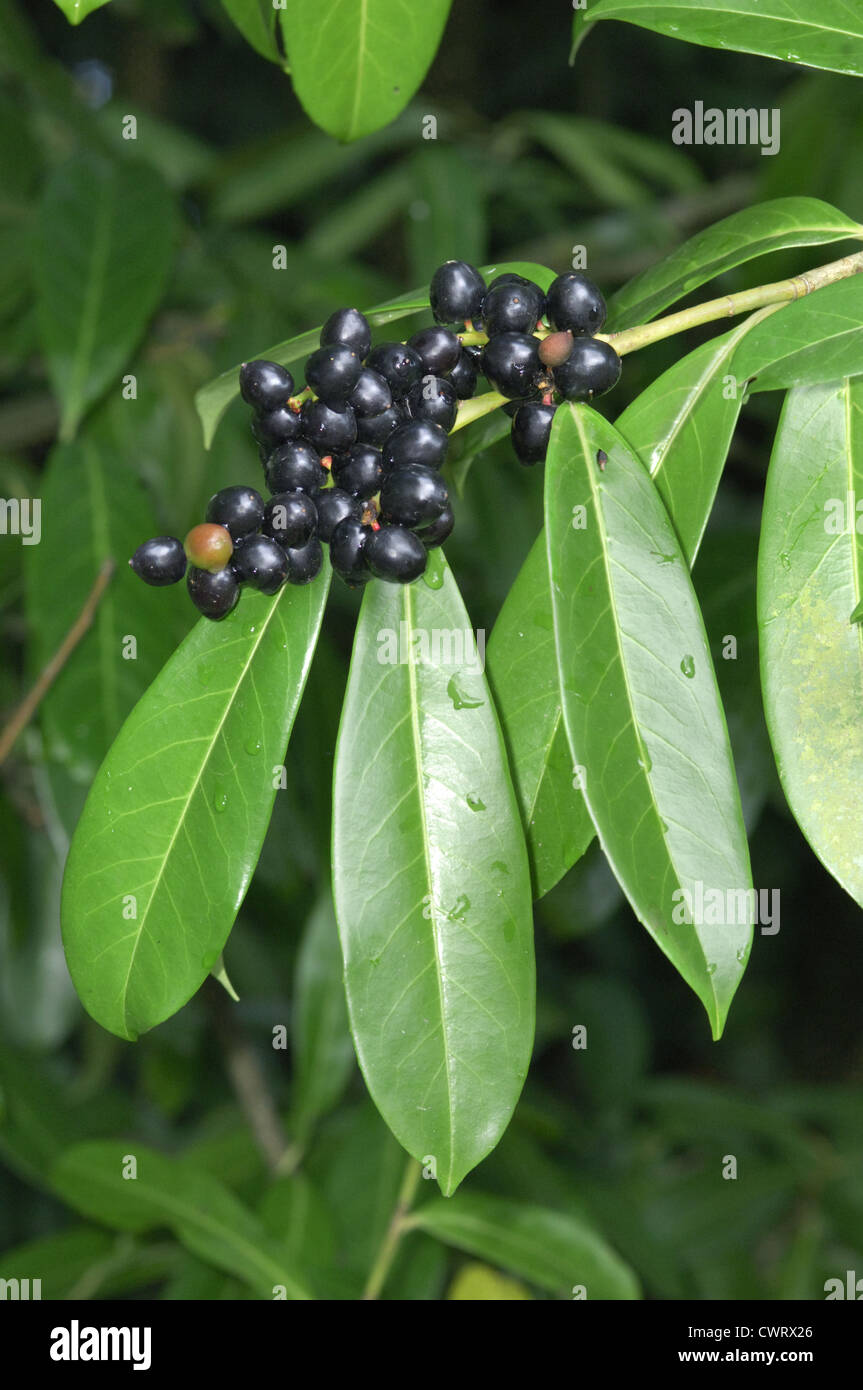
[61,571,331,1041]
[573,0,863,78]
[733,275,863,391]
[26,441,184,791]
[221,0,287,66]
[545,406,752,1037]
[408,1192,640,1299]
[486,534,594,900]
[34,156,175,440]
[407,145,486,284]
[607,197,861,330]
[195,260,555,448]
[448,1261,532,1299]
[51,1141,312,1299]
[279,0,453,141]
[332,558,535,1195]
[51,0,113,22]
[758,379,863,906]
[291,894,355,1145]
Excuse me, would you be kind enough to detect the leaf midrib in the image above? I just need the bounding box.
[595,0,863,42]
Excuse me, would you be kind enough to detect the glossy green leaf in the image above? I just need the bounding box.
[448,1261,532,1299]
[195,261,555,448]
[408,1192,640,1299]
[51,1141,312,1298]
[573,1,863,78]
[607,197,861,330]
[221,0,287,66]
[34,156,174,440]
[733,275,863,391]
[332,557,534,1195]
[486,534,594,900]
[291,894,355,1145]
[26,440,183,791]
[51,0,113,22]
[61,571,330,1041]
[279,0,453,141]
[758,379,863,906]
[546,406,752,1036]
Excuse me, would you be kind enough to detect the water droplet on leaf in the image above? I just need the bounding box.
[680,655,696,678]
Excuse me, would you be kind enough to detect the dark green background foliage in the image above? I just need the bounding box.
[1,0,862,1299]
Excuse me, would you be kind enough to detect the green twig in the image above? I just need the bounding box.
[362,1157,423,1301]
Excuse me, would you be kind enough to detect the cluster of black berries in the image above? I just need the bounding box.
[129,262,619,619]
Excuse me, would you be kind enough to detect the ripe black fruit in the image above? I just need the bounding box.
[206,485,265,539]
[320,307,372,361]
[129,536,187,586]
[545,273,606,336]
[449,348,478,400]
[232,535,289,594]
[416,502,455,549]
[239,360,294,412]
[355,404,404,447]
[187,565,239,620]
[304,343,363,408]
[285,537,323,585]
[329,516,370,587]
[300,399,357,452]
[365,342,423,400]
[429,260,486,325]
[482,279,545,335]
[251,405,302,449]
[408,326,461,376]
[265,441,327,495]
[331,444,385,499]
[480,332,543,399]
[553,337,621,400]
[365,525,427,583]
[380,466,448,529]
[348,368,392,417]
[405,375,458,431]
[262,490,318,547]
[316,487,362,542]
[511,402,557,465]
[383,419,449,472]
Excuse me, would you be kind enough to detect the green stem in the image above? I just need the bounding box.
[599,249,863,356]
[362,1158,423,1301]
[450,389,508,433]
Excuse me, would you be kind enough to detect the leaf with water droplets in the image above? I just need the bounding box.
[332,556,534,1194]
[545,405,753,1038]
[61,570,331,1040]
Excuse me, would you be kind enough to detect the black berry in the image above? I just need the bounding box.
[511,402,557,465]
[365,342,424,400]
[481,279,545,335]
[187,565,240,620]
[304,343,363,408]
[331,444,385,499]
[316,487,362,542]
[206,485,265,539]
[265,441,327,495]
[285,536,323,585]
[329,516,370,587]
[355,404,404,447]
[429,260,486,325]
[416,503,455,549]
[263,491,318,547]
[449,348,479,400]
[320,307,372,361]
[553,338,621,400]
[252,406,302,449]
[300,399,357,452]
[348,368,392,417]
[383,419,449,472]
[380,466,449,529]
[239,360,294,413]
[545,273,606,336]
[129,536,186,586]
[408,326,461,376]
[405,376,458,431]
[480,332,543,399]
[232,535,288,594]
[365,525,427,583]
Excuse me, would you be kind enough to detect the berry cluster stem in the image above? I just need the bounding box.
[450,389,509,433]
[362,1157,423,1300]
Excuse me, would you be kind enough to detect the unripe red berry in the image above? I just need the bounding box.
[539,330,574,368]
[184,523,234,573]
